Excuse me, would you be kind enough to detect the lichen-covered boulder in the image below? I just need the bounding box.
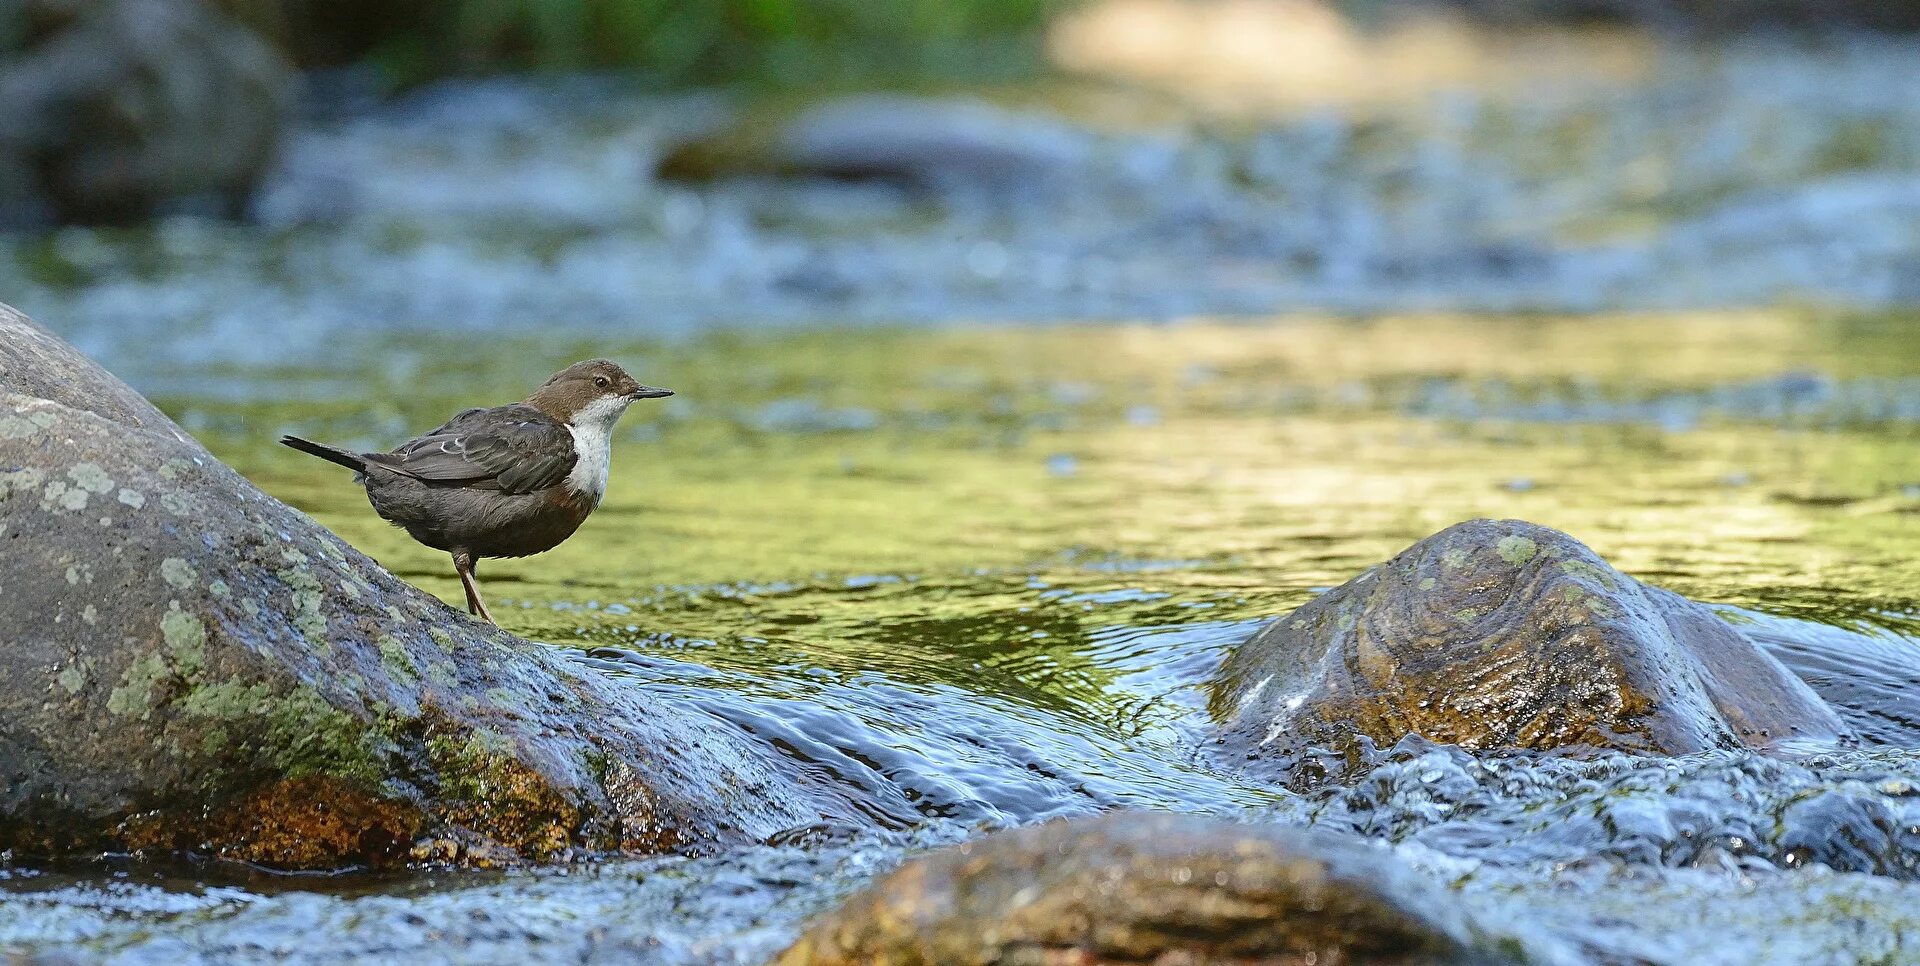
[0,302,862,869]
[776,811,1542,965]
[0,0,293,224]
[1211,519,1846,771]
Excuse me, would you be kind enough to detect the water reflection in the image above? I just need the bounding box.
[8,311,1920,962]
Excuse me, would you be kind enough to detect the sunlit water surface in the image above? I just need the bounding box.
[5,312,1920,964]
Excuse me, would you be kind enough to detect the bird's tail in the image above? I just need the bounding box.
[279,435,367,473]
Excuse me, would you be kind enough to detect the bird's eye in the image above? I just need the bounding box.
[593,376,610,388]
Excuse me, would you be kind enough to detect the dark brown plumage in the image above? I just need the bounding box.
[280,359,672,624]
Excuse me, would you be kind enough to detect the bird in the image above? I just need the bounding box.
[279,359,673,624]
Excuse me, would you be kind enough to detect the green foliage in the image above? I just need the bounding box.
[219,0,1063,87]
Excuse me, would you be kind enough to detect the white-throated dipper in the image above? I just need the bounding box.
[279,359,672,624]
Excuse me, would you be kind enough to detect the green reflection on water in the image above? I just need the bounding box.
[177,311,1920,725]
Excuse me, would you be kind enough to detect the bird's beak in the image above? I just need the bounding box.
[631,386,675,399]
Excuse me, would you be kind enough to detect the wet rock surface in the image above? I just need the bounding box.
[0,303,861,869]
[776,810,1543,966]
[0,303,186,440]
[0,0,293,225]
[1211,519,1846,773]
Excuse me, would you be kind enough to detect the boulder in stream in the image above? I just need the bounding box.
[1211,518,1847,773]
[0,301,861,869]
[657,95,1095,191]
[776,810,1543,965]
[0,0,294,224]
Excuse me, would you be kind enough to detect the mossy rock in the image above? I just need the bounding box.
[0,302,866,869]
[1210,519,1847,773]
[777,810,1540,965]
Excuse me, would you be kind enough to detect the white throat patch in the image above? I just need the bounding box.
[565,395,631,501]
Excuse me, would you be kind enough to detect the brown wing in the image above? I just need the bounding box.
[363,404,575,495]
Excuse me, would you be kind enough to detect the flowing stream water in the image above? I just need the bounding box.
[4,312,1919,963]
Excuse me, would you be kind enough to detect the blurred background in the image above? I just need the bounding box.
[6,0,1920,379]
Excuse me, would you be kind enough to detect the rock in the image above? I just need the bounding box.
[1210,519,1846,773]
[776,810,1542,965]
[0,303,188,439]
[0,302,864,869]
[657,95,1094,191]
[0,0,294,224]
[1737,611,1920,748]
[1415,0,1920,31]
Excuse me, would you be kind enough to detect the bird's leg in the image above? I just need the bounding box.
[452,549,496,625]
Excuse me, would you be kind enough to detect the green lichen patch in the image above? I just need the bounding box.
[161,603,208,675]
[265,687,391,786]
[377,635,419,687]
[117,487,146,509]
[1441,547,1471,569]
[0,466,45,497]
[67,463,114,494]
[41,480,90,512]
[200,726,232,757]
[159,492,192,515]
[106,651,172,718]
[56,659,91,694]
[1558,558,1619,588]
[1496,535,1539,566]
[181,679,276,720]
[423,659,458,688]
[0,415,38,439]
[277,565,330,647]
[0,411,55,439]
[160,557,198,590]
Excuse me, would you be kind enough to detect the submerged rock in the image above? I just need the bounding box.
[776,810,1544,965]
[657,95,1094,191]
[0,302,861,869]
[1211,519,1846,773]
[0,0,293,224]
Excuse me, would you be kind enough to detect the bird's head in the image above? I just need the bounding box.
[526,359,673,427]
